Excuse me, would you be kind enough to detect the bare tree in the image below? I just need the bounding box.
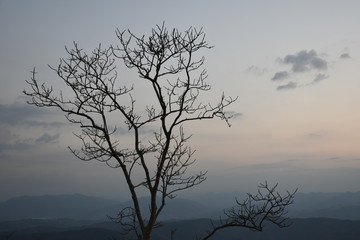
[24,24,295,240]
[200,182,297,240]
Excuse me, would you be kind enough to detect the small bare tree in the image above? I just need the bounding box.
[200,182,296,240]
[24,24,295,240]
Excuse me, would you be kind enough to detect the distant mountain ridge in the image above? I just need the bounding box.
[187,190,360,220]
[0,194,212,221]
[2,191,360,221]
[288,191,360,219]
[1,218,360,240]
[291,191,360,209]
[0,194,119,220]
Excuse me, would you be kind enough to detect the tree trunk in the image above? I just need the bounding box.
[143,232,151,240]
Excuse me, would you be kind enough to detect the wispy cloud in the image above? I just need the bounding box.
[225,111,243,119]
[0,103,64,127]
[306,133,322,139]
[339,53,351,59]
[0,103,64,153]
[271,71,289,81]
[311,73,329,85]
[35,133,60,144]
[277,81,297,91]
[244,65,267,75]
[0,139,34,152]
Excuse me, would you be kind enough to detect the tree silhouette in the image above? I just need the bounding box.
[24,24,295,240]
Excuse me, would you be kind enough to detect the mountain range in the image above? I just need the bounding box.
[1,191,360,239]
[1,218,360,240]
[2,191,360,221]
[0,194,213,221]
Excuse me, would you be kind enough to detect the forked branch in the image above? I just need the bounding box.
[201,182,297,240]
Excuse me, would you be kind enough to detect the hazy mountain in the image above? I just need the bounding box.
[2,191,360,222]
[288,191,360,220]
[153,218,360,240]
[188,191,360,220]
[0,218,98,233]
[187,190,360,209]
[0,194,213,221]
[95,197,214,220]
[1,218,360,240]
[290,205,360,220]
[2,191,360,239]
[291,191,360,210]
[0,194,120,221]
[0,227,118,240]
[184,191,248,209]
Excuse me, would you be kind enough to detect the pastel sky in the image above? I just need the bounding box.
[1,0,360,201]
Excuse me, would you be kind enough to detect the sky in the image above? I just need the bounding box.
[1,0,360,202]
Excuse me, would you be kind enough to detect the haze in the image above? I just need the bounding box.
[1,0,360,202]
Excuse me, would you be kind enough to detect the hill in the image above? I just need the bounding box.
[0,194,119,220]
[1,218,360,240]
[2,191,360,222]
[288,191,360,219]
[0,194,212,221]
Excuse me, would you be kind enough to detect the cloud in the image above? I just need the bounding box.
[0,126,12,145]
[0,141,33,152]
[0,133,60,152]
[282,50,328,72]
[244,65,267,75]
[237,160,300,174]
[271,49,331,91]
[311,73,329,84]
[225,111,243,119]
[0,104,64,153]
[271,71,289,81]
[35,133,60,144]
[0,103,39,125]
[276,81,297,91]
[0,103,64,127]
[306,133,321,139]
[339,53,351,59]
